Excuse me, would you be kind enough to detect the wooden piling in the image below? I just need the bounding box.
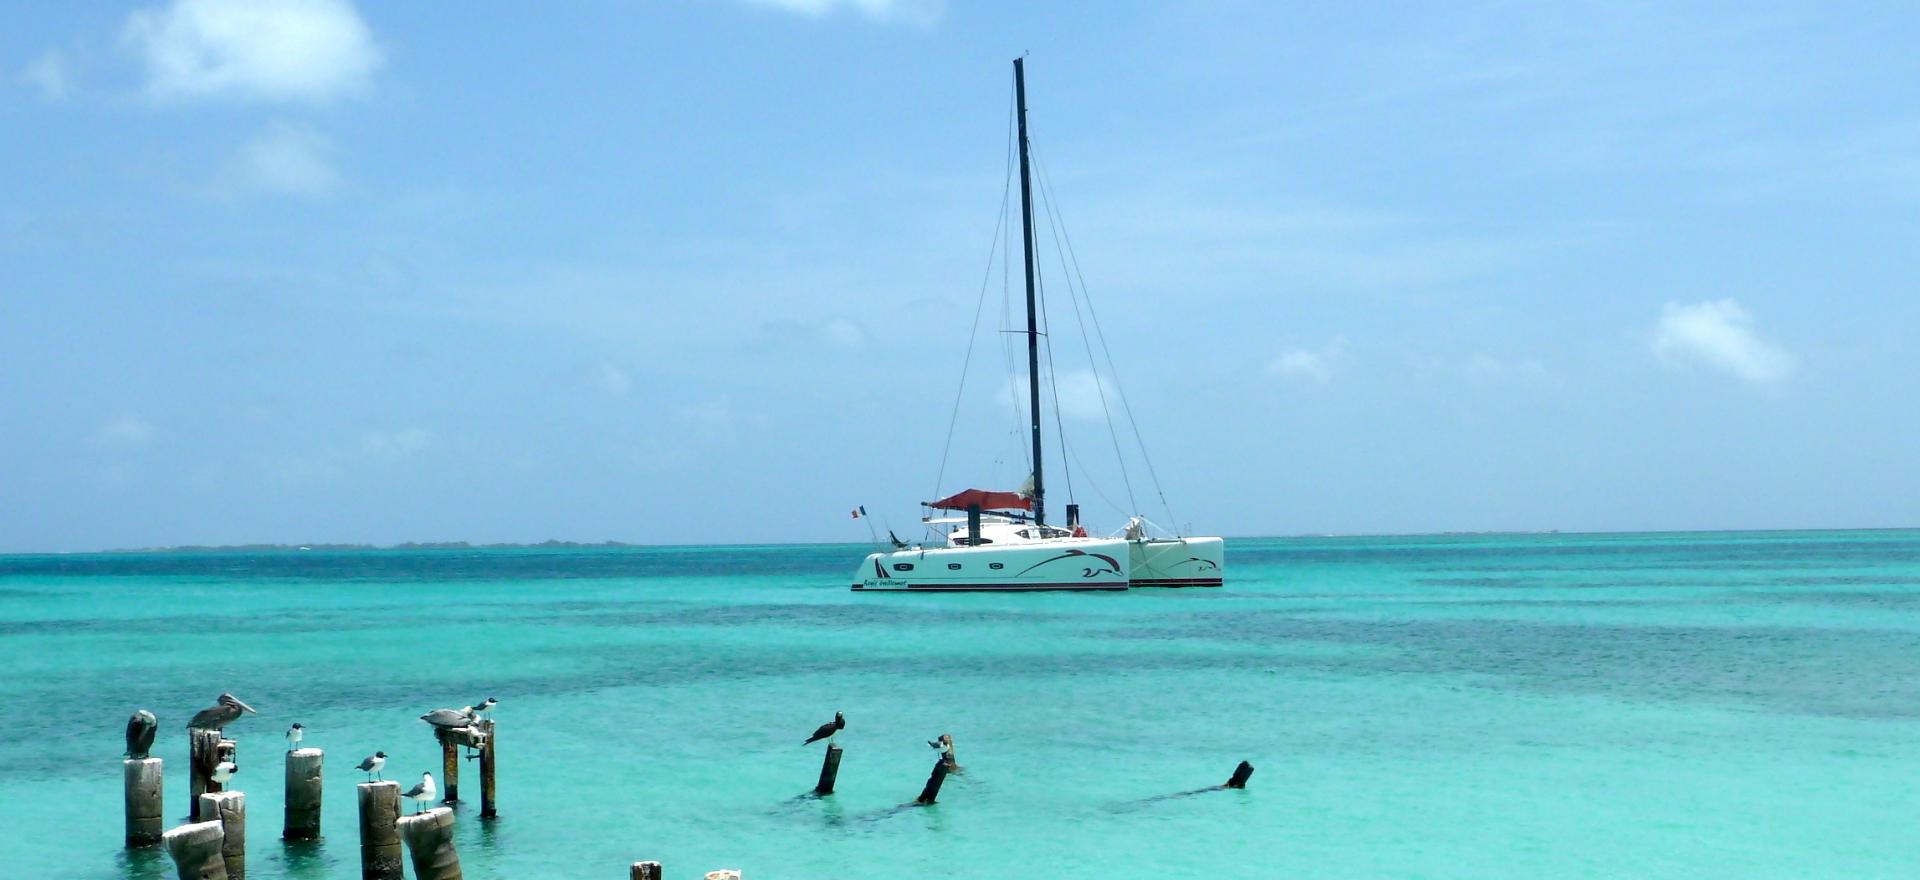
[283,748,323,840]
[126,757,165,846]
[477,719,497,819]
[1225,760,1255,789]
[189,731,237,821]
[397,806,462,880]
[915,755,949,805]
[197,791,246,880]
[356,781,404,880]
[814,743,843,795]
[630,861,664,880]
[163,820,228,880]
[437,729,460,804]
[704,871,742,880]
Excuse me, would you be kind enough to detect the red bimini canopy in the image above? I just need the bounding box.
[927,488,1032,512]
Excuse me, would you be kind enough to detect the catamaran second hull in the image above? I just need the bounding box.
[1128,536,1225,587]
[853,539,1131,591]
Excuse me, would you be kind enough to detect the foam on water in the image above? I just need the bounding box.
[2,531,1917,878]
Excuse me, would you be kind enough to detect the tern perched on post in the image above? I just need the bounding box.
[285,723,304,751]
[355,751,387,782]
[186,693,257,731]
[466,697,498,720]
[125,710,158,759]
[803,712,845,746]
[401,772,436,814]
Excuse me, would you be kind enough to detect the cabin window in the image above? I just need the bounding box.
[1016,529,1032,539]
[989,562,1004,570]
[947,563,962,570]
[893,563,914,572]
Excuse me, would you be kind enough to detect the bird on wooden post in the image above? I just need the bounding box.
[401,773,436,814]
[422,707,483,758]
[466,698,498,721]
[125,710,158,759]
[803,712,845,746]
[356,751,387,782]
[211,761,239,785]
[285,723,304,752]
[186,693,257,731]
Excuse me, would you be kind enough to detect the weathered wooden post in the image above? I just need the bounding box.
[704,871,741,880]
[189,731,237,821]
[1225,760,1254,789]
[126,757,165,846]
[397,807,462,880]
[284,748,323,840]
[915,755,949,805]
[630,861,664,880]
[357,781,404,880]
[814,743,843,795]
[436,729,460,804]
[197,791,245,880]
[477,719,497,819]
[163,820,228,880]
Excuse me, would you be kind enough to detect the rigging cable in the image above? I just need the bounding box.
[1032,146,1139,515]
[1032,146,1180,532]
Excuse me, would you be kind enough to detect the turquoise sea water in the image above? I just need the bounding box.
[3,530,1919,879]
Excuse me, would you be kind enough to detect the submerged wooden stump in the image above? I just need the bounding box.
[356,781,404,880]
[126,757,165,846]
[630,861,663,880]
[915,756,949,805]
[704,871,742,880]
[197,791,245,880]
[398,807,462,880]
[815,743,843,795]
[163,820,228,880]
[284,748,323,840]
[1225,760,1255,789]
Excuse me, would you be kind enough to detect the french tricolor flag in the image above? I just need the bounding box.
[851,505,866,519]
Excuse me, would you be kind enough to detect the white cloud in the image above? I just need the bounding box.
[735,0,943,25]
[20,50,73,101]
[361,427,431,456]
[95,415,156,446]
[123,0,381,103]
[590,362,633,395]
[1651,299,1795,384]
[230,122,339,197]
[1268,335,1349,383]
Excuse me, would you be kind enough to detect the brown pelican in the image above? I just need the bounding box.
[285,723,304,751]
[125,710,158,759]
[803,711,844,746]
[420,707,474,730]
[401,772,436,813]
[355,751,387,782]
[186,693,257,731]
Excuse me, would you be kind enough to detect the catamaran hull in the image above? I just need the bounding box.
[1128,536,1225,587]
[853,539,1131,591]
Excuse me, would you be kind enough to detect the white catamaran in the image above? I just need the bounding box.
[853,59,1224,593]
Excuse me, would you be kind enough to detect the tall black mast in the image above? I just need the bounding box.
[1014,57,1046,527]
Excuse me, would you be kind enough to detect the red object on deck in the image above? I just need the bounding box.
[927,489,1032,511]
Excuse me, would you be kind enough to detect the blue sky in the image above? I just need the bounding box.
[3,0,1917,551]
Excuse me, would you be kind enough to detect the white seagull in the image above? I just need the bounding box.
[401,772,436,814]
[211,761,238,784]
[285,723,304,751]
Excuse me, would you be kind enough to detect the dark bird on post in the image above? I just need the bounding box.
[420,707,475,730]
[803,711,845,746]
[125,710,158,759]
[355,751,387,782]
[285,723,304,751]
[401,772,436,814]
[186,693,257,731]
